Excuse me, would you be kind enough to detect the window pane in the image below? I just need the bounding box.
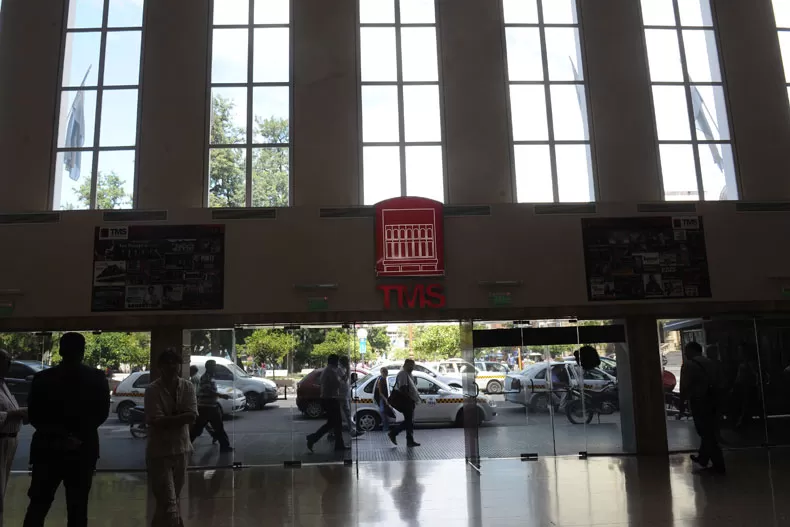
[659,144,699,200]
[405,146,444,202]
[510,85,548,141]
[100,89,139,146]
[253,28,290,82]
[640,0,676,26]
[502,0,539,23]
[541,0,577,24]
[699,143,736,200]
[779,32,790,82]
[253,87,289,143]
[62,32,101,87]
[103,31,142,86]
[212,29,249,83]
[211,88,248,145]
[400,0,435,24]
[360,0,395,23]
[403,85,441,142]
[550,85,589,140]
[691,85,729,141]
[361,28,397,81]
[682,30,721,82]
[678,0,713,26]
[254,0,290,24]
[505,28,544,81]
[209,148,247,207]
[514,145,553,203]
[67,0,103,29]
[214,0,249,25]
[252,147,289,207]
[58,89,97,148]
[652,85,691,140]
[644,29,684,82]
[364,146,401,205]
[775,0,790,28]
[556,144,593,202]
[362,86,400,142]
[54,151,94,210]
[544,28,583,81]
[107,0,144,27]
[96,150,136,209]
[401,27,439,81]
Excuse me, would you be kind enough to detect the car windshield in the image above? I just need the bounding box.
[23,362,49,372]
[357,373,377,388]
[229,364,250,378]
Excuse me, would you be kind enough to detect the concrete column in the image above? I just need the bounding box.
[618,316,668,455]
[438,0,513,204]
[0,0,66,212]
[291,0,359,206]
[149,327,188,381]
[135,0,210,209]
[578,0,663,203]
[712,0,790,201]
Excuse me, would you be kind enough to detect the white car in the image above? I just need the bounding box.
[376,361,462,389]
[350,371,497,431]
[436,359,509,394]
[111,371,247,423]
[504,361,616,412]
[191,356,279,411]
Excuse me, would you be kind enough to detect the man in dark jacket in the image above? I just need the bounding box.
[23,332,110,527]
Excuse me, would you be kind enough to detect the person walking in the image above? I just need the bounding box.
[374,367,393,433]
[23,332,110,527]
[145,348,198,527]
[388,359,421,447]
[306,354,347,452]
[680,341,726,474]
[0,349,26,527]
[338,356,362,439]
[190,360,233,453]
[189,365,217,445]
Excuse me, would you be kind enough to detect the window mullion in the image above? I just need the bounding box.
[394,0,407,197]
[536,0,559,203]
[90,0,112,209]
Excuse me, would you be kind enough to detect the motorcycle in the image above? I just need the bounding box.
[565,381,619,425]
[129,406,147,439]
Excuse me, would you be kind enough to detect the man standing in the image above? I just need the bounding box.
[388,359,421,447]
[374,367,392,433]
[0,349,26,527]
[338,356,362,439]
[680,341,725,474]
[306,354,346,452]
[190,360,232,453]
[145,348,198,527]
[23,333,110,527]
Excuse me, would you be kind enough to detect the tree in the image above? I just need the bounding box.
[252,117,289,207]
[0,332,56,361]
[64,171,132,210]
[311,329,351,363]
[209,94,246,208]
[47,332,149,369]
[411,325,460,361]
[240,329,292,367]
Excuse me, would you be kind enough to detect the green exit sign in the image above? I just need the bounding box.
[489,293,512,307]
[308,297,329,311]
[0,302,13,317]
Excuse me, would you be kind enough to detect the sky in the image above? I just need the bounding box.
[50,0,773,209]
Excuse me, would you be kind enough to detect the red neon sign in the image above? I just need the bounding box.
[378,284,446,309]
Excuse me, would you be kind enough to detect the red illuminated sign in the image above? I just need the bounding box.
[375,197,444,277]
[378,284,446,310]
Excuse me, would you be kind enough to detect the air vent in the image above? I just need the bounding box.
[0,212,61,224]
[211,209,276,220]
[320,207,375,218]
[444,205,491,217]
[102,210,167,222]
[735,202,790,212]
[534,203,596,215]
[637,203,696,213]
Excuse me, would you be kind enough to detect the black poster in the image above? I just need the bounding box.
[582,216,711,301]
[91,225,225,312]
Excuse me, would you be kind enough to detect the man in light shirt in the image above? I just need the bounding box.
[388,359,421,447]
[0,349,26,527]
[306,354,347,452]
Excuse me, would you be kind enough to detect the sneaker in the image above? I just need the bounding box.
[407,440,421,447]
[306,435,316,453]
[387,431,398,446]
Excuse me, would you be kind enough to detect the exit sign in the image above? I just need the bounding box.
[307,297,329,311]
[489,292,512,307]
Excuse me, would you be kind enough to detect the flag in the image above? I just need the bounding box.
[691,85,724,171]
[63,89,85,182]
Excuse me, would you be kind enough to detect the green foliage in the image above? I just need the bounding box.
[0,333,56,361]
[66,171,132,210]
[411,325,460,361]
[49,332,150,369]
[311,329,352,362]
[365,327,391,357]
[240,329,293,366]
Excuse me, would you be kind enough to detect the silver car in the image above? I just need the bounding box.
[504,361,616,412]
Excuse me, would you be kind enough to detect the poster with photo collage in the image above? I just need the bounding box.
[582,216,711,301]
[91,225,225,312]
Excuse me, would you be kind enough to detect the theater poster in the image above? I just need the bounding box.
[91,225,225,312]
[582,216,711,301]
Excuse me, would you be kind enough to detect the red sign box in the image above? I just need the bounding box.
[375,197,445,277]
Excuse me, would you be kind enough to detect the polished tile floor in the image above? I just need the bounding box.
[6,449,790,526]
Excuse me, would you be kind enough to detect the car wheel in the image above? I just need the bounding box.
[245,392,261,411]
[486,380,503,394]
[529,393,551,413]
[117,402,135,423]
[356,410,380,432]
[304,400,323,419]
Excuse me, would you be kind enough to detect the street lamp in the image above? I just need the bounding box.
[356,328,368,340]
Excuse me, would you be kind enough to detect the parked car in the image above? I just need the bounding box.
[296,367,370,418]
[351,371,497,431]
[378,361,462,388]
[111,371,247,423]
[504,361,616,412]
[6,360,49,406]
[437,359,509,394]
[191,356,279,411]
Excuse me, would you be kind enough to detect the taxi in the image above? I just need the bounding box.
[504,361,616,412]
[436,358,509,394]
[351,371,497,432]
